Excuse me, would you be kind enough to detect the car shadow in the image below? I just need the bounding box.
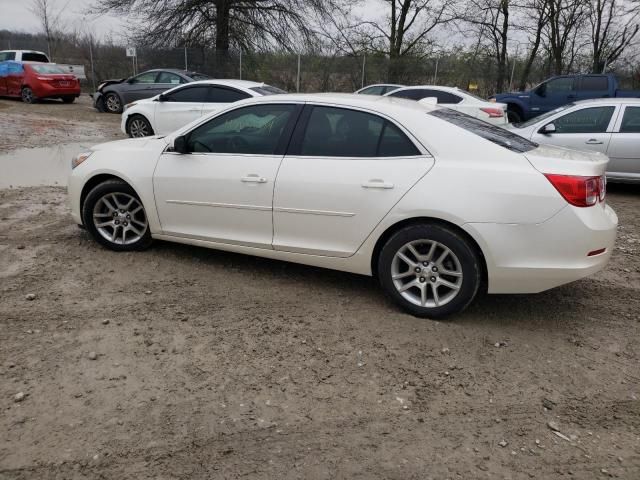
[150,239,588,329]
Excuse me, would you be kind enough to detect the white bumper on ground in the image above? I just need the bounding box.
[465,203,618,294]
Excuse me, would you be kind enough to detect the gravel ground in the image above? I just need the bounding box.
[0,98,639,479]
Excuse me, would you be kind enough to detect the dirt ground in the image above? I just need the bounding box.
[0,97,639,480]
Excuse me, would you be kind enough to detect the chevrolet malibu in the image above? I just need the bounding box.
[68,94,617,318]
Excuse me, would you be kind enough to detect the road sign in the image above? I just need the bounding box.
[126,47,136,57]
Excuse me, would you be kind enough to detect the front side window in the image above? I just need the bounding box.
[619,107,640,133]
[552,106,615,133]
[157,72,184,84]
[540,77,574,95]
[0,52,16,61]
[299,106,419,157]
[7,62,24,74]
[165,86,209,102]
[430,109,538,153]
[131,72,158,84]
[209,87,251,103]
[186,104,296,154]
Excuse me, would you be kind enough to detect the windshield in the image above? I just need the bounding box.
[515,104,574,128]
[250,85,287,95]
[430,108,538,153]
[30,64,66,74]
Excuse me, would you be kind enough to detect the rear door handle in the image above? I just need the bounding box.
[241,174,267,184]
[585,139,604,145]
[362,179,394,189]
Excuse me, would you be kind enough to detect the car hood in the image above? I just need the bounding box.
[97,78,126,91]
[524,143,609,177]
[90,136,164,152]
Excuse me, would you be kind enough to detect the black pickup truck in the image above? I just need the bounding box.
[491,74,640,123]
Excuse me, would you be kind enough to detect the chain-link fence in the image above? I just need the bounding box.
[3,33,639,97]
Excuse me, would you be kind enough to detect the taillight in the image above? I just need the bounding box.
[480,107,504,118]
[544,174,606,207]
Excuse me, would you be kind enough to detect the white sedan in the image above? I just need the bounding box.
[507,98,640,183]
[121,79,285,138]
[69,94,617,318]
[384,85,508,125]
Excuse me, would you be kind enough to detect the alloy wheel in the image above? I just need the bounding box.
[92,192,148,245]
[391,239,463,308]
[105,94,121,113]
[129,118,150,137]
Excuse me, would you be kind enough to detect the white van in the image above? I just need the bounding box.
[0,50,50,63]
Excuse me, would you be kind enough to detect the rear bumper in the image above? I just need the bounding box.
[465,203,618,293]
[32,84,80,98]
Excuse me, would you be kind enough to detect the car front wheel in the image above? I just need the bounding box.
[21,87,36,104]
[378,224,481,319]
[82,179,152,251]
[127,115,154,138]
[104,92,123,113]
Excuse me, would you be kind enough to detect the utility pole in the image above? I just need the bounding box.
[239,50,242,80]
[89,39,96,93]
[184,46,188,70]
[296,54,301,93]
[361,52,366,89]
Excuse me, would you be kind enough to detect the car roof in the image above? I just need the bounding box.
[185,79,266,88]
[235,92,441,114]
[574,97,640,105]
[144,68,203,76]
[393,85,461,93]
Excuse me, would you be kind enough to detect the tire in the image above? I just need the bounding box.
[103,92,123,113]
[506,108,522,124]
[126,114,154,138]
[21,87,36,104]
[82,179,152,252]
[62,96,75,104]
[377,223,481,319]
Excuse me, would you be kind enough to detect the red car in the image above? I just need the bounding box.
[0,61,81,104]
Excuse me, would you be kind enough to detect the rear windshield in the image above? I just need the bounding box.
[250,85,287,95]
[22,53,49,62]
[429,108,538,153]
[30,64,66,74]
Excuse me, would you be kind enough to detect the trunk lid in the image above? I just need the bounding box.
[524,143,609,177]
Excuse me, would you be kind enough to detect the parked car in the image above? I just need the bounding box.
[68,94,617,318]
[121,79,286,138]
[385,85,508,125]
[492,74,640,123]
[355,84,404,95]
[507,98,640,183]
[0,61,80,103]
[0,50,50,63]
[92,68,210,114]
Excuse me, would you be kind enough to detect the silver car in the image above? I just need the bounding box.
[507,98,640,183]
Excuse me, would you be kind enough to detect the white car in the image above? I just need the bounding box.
[69,94,617,318]
[384,85,508,125]
[507,98,640,183]
[121,79,285,137]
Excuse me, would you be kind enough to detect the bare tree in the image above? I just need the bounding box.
[515,0,550,89]
[589,0,639,72]
[457,0,511,92]
[30,0,67,59]
[93,0,343,55]
[546,0,587,75]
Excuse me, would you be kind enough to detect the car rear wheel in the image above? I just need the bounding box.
[104,92,123,113]
[62,96,75,104]
[21,87,36,104]
[82,179,152,251]
[127,115,154,138]
[377,224,481,319]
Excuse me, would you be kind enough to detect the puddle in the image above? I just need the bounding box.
[0,141,110,188]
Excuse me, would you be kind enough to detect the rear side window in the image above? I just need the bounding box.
[382,85,401,94]
[0,52,16,61]
[157,72,184,84]
[209,87,251,103]
[430,109,538,153]
[250,85,287,95]
[359,85,386,95]
[22,52,48,62]
[390,89,463,104]
[580,76,608,91]
[165,86,209,102]
[299,106,420,157]
[620,107,640,133]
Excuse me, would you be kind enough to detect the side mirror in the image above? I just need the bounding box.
[540,123,556,134]
[173,135,189,154]
[127,77,135,84]
[535,85,546,97]
[158,93,166,102]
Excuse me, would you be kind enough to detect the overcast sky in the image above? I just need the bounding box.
[0,0,129,39]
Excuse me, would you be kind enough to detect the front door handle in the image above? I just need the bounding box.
[362,179,394,189]
[585,139,604,145]
[241,174,267,184]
